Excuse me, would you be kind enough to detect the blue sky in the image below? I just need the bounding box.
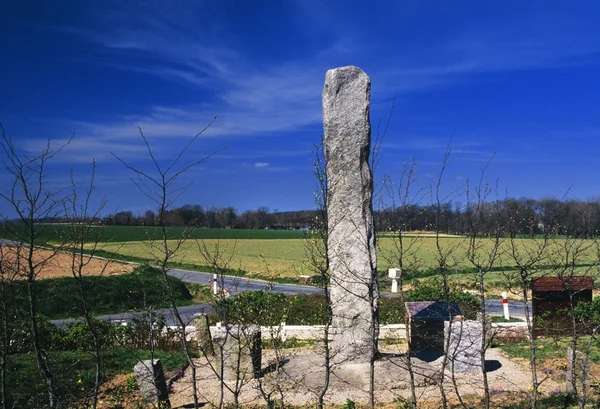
[2,1,600,216]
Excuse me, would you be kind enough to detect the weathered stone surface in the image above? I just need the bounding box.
[134,359,170,407]
[193,313,215,357]
[445,320,483,373]
[323,66,378,364]
[213,324,262,380]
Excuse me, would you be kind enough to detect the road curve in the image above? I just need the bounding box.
[53,269,322,327]
[53,268,531,327]
[167,268,322,295]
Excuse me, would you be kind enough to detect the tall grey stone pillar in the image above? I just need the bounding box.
[323,66,379,364]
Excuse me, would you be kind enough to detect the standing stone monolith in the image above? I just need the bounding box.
[134,359,170,407]
[566,346,590,393]
[445,319,483,373]
[323,66,378,364]
[213,325,262,380]
[193,313,215,356]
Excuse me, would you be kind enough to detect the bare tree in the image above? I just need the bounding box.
[381,156,425,409]
[544,233,598,408]
[430,145,462,409]
[113,118,219,409]
[0,124,72,408]
[505,216,551,409]
[196,235,247,409]
[304,142,332,409]
[0,239,22,409]
[63,160,110,409]
[463,158,505,409]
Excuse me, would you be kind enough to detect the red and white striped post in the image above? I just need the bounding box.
[501,291,510,320]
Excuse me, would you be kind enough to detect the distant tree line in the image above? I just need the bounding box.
[379,197,600,238]
[102,205,316,230]
[94,198,600,237]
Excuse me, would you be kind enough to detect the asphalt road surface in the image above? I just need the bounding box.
[53,269,322,327]
[54,268,531,327]
[167,268,322,295]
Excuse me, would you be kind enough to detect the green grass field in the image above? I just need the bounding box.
[82,233,598,290]
[2,225,597,288]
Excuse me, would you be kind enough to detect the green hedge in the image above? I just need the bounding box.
[210,282,479,326]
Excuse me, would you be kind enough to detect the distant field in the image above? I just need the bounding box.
[84,236,599,287]
[0,224,465,243]
[2,225,597,287]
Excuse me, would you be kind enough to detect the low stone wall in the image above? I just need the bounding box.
[269,324,406,341]
[490,322,529,341]
[167,321,529,342]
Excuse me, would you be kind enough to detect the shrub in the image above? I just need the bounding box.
[408,280,479,319]
[575,296,600,330]
[213,291,289,326]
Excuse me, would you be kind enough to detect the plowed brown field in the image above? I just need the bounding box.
[0,247,134,280]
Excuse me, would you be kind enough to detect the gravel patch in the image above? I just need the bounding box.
[169,345,558,408]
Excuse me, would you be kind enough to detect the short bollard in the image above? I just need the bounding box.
[389,268,400,293]
[501,291,510,320]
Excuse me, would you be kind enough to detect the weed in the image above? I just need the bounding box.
[343,399,356,409]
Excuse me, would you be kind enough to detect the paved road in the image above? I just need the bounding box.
[53,268,531,327]
[4,239,531,326]
[485,299,530,317]
[54,269,322,327]
[0,239,19,247]
[54,303,215,328]
[167,268,322,295]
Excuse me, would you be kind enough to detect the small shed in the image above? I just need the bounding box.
[531,276,593,337]
[405,301,461,353]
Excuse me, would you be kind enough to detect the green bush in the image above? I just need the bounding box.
[213,291,289,326]
[575,296,600,330]
[52,319,125,351]
[380,297,406,324]
[209,281,479,327]
[408,280,479,319]
[287,293,329,325]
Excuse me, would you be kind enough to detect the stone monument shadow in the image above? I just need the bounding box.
[484,359,502,372]
[411,347,444,363]
[378,351,405,359]
[176,403,209,409]
[261,358,290,376]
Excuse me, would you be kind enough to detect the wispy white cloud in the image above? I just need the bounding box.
[39,2,600,165]
[242,162,290,173]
